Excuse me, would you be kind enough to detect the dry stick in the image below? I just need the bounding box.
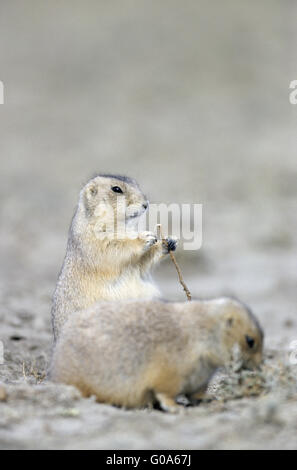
[156,224,192,301]
[22,362,27,381]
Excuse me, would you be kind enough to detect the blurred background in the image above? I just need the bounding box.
[0,0,296,350]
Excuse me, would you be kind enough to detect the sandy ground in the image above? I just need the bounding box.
[0,0,297,449]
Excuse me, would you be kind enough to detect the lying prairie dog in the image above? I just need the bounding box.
[50,297,263,412]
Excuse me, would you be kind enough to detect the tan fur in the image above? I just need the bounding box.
[50,297,264,412]
[51,175,175,340]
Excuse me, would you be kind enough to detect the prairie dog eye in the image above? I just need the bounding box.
[111,186,123,194]
[245,335,255,349]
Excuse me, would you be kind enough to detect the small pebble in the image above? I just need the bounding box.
[284,319,294,328]
[60,408,80,417]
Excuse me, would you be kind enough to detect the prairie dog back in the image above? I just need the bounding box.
[50,298,264,411]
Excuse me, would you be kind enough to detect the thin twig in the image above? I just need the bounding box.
[156,224,192,301]
[22,362,27,381]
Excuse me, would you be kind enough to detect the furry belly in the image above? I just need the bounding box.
[181,361,216,396]
[84,274,161,302]
[105,276,161,300]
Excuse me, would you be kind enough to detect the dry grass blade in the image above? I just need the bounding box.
[156,224,192,301]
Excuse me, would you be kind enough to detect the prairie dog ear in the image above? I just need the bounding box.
[226,316,234,327]
[82,182,99,214]
[85,181,98,199]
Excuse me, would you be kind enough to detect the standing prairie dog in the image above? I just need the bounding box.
[50,297,264,412]
[51,174,177,340]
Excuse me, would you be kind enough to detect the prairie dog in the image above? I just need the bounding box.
[50,297,264,412]
[51,174,177,340]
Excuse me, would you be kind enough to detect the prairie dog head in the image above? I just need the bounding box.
[80,174,148,231]
[213,298,264,369]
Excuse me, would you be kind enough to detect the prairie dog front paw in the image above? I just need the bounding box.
[139,231,158,250]
[162,236,178,254]
[155,392,185,414]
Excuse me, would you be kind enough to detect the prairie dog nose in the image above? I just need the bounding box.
[142,201,149,210]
